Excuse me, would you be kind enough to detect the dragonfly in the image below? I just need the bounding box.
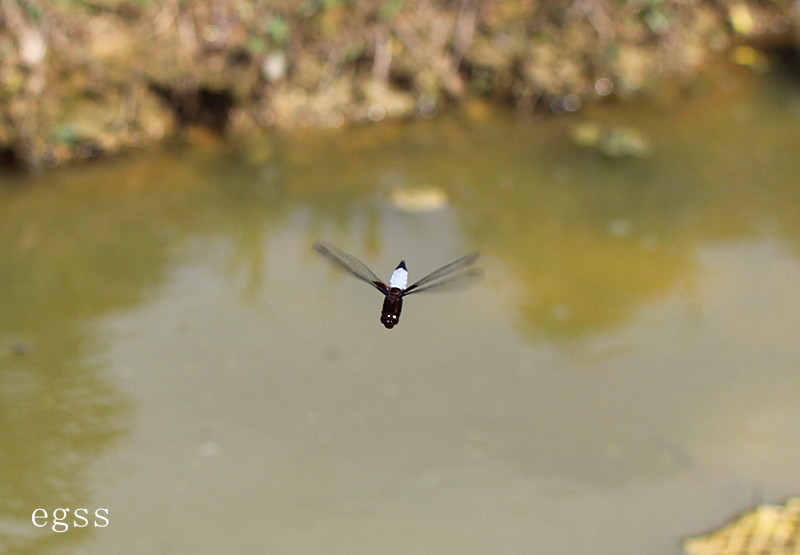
[313,242,482,329]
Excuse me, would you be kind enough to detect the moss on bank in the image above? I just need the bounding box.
[0,0,795,167]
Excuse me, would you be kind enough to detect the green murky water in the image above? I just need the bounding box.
[2,66,800,554]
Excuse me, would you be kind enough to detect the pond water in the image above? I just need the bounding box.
[2,65,800,554]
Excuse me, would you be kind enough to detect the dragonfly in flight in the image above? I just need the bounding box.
[313,242,482,329]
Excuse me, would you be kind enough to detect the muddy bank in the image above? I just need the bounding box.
[0,0,795,168]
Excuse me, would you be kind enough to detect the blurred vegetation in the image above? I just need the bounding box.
[0,0,795,167]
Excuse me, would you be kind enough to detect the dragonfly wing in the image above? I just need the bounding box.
[402,267,483,296]
[313,242,389,294]
[402,252,480,295]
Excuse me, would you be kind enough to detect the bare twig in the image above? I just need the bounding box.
[372,22,392,87]
[452,0,479,68]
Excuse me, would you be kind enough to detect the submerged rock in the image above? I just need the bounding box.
[683,497,800,555]
[390,186,449,213]
[11,340,32,356]
[571,122,653,158]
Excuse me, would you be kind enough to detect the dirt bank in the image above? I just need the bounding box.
[0,0,795,168]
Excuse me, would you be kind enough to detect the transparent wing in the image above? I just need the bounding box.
[402,267,483,296]
[402,252,481,296]
[313,242,389,294]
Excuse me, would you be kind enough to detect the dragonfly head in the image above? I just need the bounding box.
[380,313,399,329]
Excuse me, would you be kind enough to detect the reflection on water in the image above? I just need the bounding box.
[1,67,800,553]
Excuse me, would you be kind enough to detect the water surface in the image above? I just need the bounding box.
[2,67,800,554]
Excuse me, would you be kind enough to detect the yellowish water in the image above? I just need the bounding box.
[1,66,800,554]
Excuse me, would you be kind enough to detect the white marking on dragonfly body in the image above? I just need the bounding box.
[389,267,408,290]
